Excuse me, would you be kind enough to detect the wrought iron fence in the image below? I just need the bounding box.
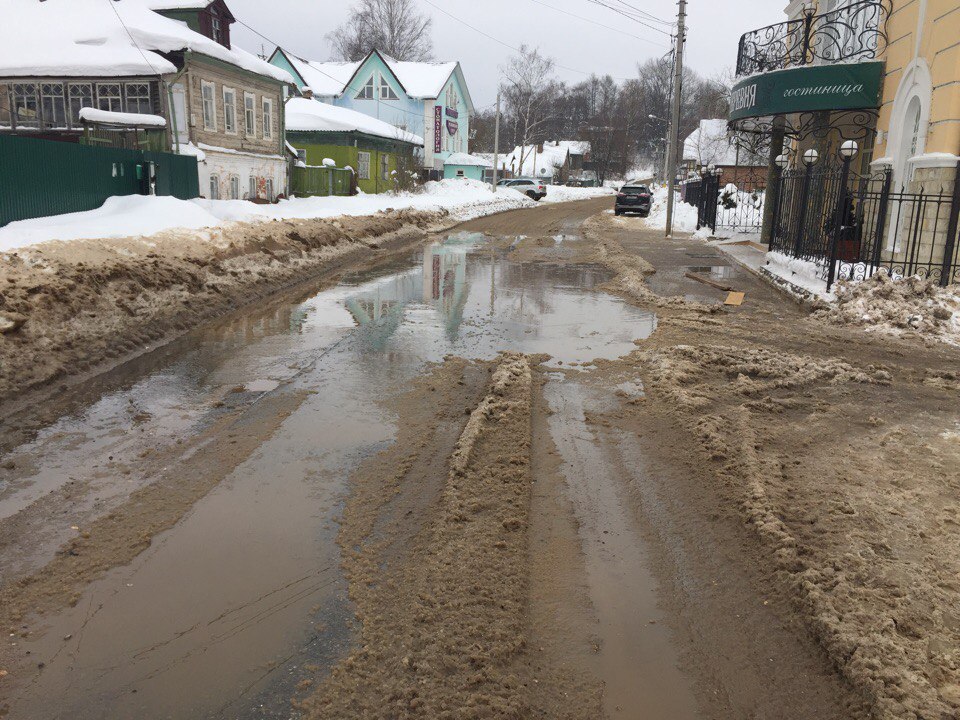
[770,163,960,288]
[736,0,888,76]
[683,168,766,235]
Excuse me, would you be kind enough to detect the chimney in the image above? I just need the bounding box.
[301,87,314,100]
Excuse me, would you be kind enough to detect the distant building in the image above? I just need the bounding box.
[0,0,294,201]
[284,95,422,194]
[269,48,474,178]
[443,152,492,182]
[504,143,571,183]
[682,119,765,189]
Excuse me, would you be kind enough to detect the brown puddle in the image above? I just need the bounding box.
[1,232,661,719]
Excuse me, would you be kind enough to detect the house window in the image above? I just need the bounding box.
[380,75,398,100]
[244,92,256,135]
[357,76,375,100]
[446,84,458,110]
[456,169,465,178]
[265,178,274,201]
[229,175,240,199]
[125,83,151,114]
[68,84,93,126]
[11,83,39,128]
[96,83,122,113]
[211,10,222,44]
[358,151,371,180]
[209,174,220,199]
[262,98,273,139]
[223,87,236,133]
[40,83,66,128]
[296,148,306,163]
[201,80,216,130]
[249,176,257,199]
[380,154,390,181]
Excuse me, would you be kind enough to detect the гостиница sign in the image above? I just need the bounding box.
[728,61,884,121]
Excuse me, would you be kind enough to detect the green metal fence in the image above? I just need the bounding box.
[0,134,199,227]
[291,165,352,197]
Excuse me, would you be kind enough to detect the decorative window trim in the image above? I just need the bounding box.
[222,86,237,134]
[96,82,122,113]
[379,74,398,100]
[124,82,151,115]
[68,83,93,127]
[243,91,256,136]
[357,76,375,100]
[201,80,217,131]
[209,173,220,199]
[261,97,274,140]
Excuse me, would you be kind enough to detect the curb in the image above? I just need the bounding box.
[712,244,818,308]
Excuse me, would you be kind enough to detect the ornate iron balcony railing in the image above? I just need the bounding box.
[736,0,888,77]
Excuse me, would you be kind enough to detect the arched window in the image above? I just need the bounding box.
[888,60,932,189]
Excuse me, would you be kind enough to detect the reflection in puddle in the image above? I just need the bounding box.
[1,230,657,720]
[685,265,738,280]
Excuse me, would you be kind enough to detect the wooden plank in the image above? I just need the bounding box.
[684,271,734,292]
[724,291,745,306]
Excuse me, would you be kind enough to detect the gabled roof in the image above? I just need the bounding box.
[0,0,290,82]
[273,48,474,113]
[285,97,423,145]
[505,144,569,177]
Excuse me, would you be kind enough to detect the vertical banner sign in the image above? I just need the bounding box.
[434,106,443,153]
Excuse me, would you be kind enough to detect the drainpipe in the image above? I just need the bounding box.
[164,65,188,154]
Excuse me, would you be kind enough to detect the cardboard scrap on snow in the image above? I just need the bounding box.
[724,291,745,306]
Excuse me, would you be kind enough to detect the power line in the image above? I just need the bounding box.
[604,0,674,25]
[523,0,670,45]
[420,0,659,79]
[585,0,673,35]
[105,0,165,80]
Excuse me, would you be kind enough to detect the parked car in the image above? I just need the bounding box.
[614,184,652,216]
[501,178,546,201]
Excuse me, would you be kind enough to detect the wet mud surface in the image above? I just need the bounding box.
[1,197,958,719]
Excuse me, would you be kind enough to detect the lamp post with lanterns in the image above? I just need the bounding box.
[792,148,820,258]
[826,140,860,290]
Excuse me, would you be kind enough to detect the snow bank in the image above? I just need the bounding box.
[813,271,960,344]
[644,185,698,233]
[0,179,532,251]
[541,185,615,204]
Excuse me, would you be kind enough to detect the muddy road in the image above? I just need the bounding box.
[1,197,958,719]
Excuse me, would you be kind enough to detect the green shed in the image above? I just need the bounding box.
[285,97,423,194]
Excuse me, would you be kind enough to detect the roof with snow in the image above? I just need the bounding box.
[0,0,292,83]
[274,48,471,109]
[285,97,423,145]
[504,144,569,177]
[444,153,491,168]
[545,140,590,155]
[683,119,761,167]
[79,107,166,127]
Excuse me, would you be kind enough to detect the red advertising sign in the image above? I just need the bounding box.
[446,119,458,136]
[434,106,442,153]
[446,107,458,119]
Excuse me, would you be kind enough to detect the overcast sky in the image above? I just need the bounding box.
[229,0,787,109]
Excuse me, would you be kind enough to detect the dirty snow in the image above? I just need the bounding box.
[540,185,615,204]
[0,180,532,251]
[644,185,698,234]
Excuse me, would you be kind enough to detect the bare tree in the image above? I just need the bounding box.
[328,0,433,61]
[500,46,556,175]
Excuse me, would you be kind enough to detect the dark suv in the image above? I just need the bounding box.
[499,178,546,201]
[614,184,651,216]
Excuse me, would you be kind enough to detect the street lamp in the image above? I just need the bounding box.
[775,154,789,169]
[802,148,819,166]
[839,140,859,160]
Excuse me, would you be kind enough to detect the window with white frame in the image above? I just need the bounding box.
[11,83,38,128]
[68,83,93,126]
[124,83,151,114]
[96,83,122,113]
[209,174,220,199]
[358,151,371,180]
[265,178,274,201]
[229,175,240,199]
[244,92,256,135]
[380,74,398,100]
[40,83,66,128]
[201,80,216,130]
[357,76,375,100]
[223,87,237,133]
[262,97,273,139]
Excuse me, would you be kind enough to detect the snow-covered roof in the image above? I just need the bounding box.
[545,140,590,155]
[444,152,491,168]
[505,144,569,177]
[146,0,212,9]
[0,0,292,83]
[385,59,459,99]
[285,97,423,145]
[683,119,745,167]
[79,107,166,127]
[282,54,363,98]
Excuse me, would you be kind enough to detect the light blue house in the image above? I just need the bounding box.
[269,48,474,178]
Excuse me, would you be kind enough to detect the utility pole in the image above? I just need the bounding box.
[492,91,501,191]
[664,0,687,237]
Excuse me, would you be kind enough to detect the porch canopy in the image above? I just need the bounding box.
[728,61,884,142]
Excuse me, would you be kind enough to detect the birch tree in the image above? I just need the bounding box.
[500,46,556,176]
